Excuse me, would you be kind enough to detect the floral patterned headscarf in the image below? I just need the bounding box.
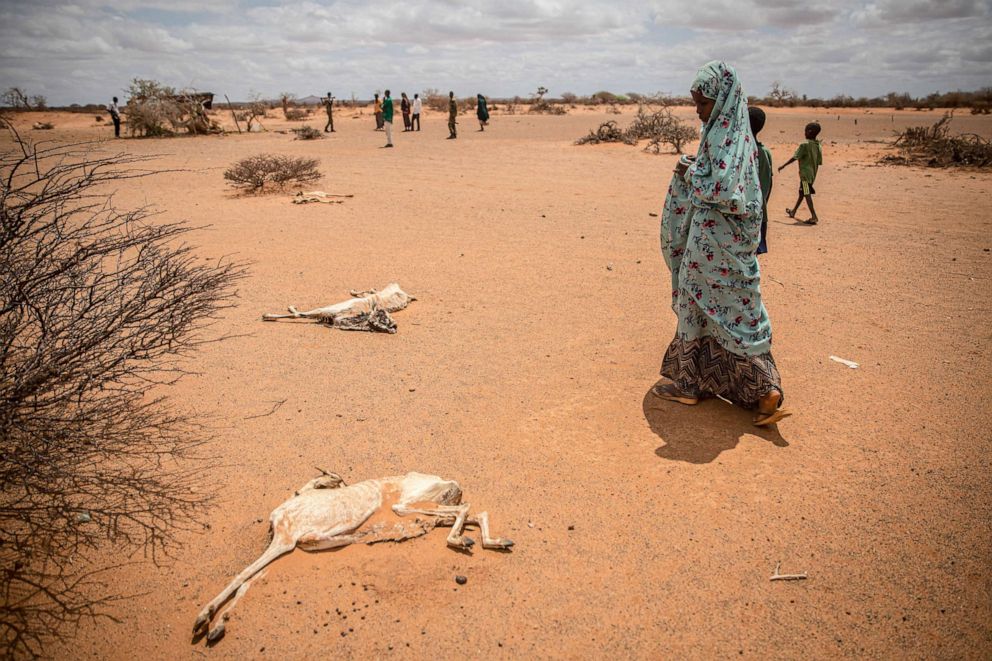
[688,61,762,219]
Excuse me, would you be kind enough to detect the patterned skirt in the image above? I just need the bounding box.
[661,335,782,409]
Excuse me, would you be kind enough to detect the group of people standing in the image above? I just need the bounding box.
[318,90,490,146]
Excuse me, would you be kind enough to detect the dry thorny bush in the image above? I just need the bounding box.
[884,114,992,168]
[0,120,245,656]
[576,104,697,154]
[291,125,322,140]
[125,79,220,137]
[224,154,321,192]
[528,99,568,115]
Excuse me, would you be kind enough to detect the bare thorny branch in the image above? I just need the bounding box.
[0,118,247,657]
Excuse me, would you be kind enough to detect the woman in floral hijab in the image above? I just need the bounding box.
[655,61,790,426]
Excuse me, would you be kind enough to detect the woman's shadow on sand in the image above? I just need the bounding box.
[642,385,789,464]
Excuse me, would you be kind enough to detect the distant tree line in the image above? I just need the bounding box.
[4,82,991,114]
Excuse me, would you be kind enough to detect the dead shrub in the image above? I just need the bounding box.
[284,108,307,121]
[529,100,568,115]
[576,105,697,154]
[885,114,992,168]
[125,79,220,137]
[224,154,321,192]
[422,88,448,112]
[291,126,322,140]
[629,105,698,154]
[236,100,268,132]
[0,120,245,656]
[575,120,636,145]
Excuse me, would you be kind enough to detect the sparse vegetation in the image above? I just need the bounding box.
[291,125,322,140]
[422,88,448,112]
[0,120,244,656]
[576,120,635,145]
[528,86,567,115]
[284,108,307,121]
[2,87,46,110]
[576,105,697,154]
[885,114,992,168]
[224,154,321,192]
[236,98,269,132]
[125,79,219,137]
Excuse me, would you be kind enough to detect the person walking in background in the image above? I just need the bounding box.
[655,60,789,427]
[447,91,457,139]
[107,96,121,137]
[323,92,335,133]
[476,93,490,132]
[749,107,772,254]
[382,89,394,147]
[373,93,384,130]
[401,92,412,131]
[780,122,823,224]
[411,93,421,131]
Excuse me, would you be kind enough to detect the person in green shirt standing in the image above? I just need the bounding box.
[447,91,458,139]
[748,107,772,254]
[779,122,823,225]
[382,89,394,148]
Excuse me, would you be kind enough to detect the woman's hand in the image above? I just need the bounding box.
[675,155,695,176]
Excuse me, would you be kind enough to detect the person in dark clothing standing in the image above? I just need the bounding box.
[323,92,335,132]
[107,96,121,137]
[400,92,411,131]
[382,90,394,147]
[447,91,457,139]
[476,94,489,131]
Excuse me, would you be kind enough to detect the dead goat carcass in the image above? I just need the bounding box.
[192,471,513,643]
[262,283,414,333]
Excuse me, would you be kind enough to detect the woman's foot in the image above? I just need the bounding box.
[753,389,791,426]
[651,383,699,406]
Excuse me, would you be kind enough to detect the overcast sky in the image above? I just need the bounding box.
[1,0,989,105]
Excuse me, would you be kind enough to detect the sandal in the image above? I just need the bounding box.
[651,383,699,406]
[753,390,791,426]
[753,408,792,426]
[785,208,796,219]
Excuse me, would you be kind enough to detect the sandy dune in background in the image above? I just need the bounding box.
[3,106,990,659]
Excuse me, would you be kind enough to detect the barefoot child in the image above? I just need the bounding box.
[779,122,822,224]
[749,107,772,254]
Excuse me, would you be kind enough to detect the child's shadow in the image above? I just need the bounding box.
[642,386,789,464]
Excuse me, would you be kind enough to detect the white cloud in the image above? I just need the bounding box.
[0,0,989,105]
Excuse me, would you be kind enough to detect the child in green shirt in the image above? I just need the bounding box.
[748,107,772,254]
[779,122,823,225]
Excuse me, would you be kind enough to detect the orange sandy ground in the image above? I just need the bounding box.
[4,105,991,659]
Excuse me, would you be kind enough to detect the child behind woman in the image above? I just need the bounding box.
[748,107,772,254]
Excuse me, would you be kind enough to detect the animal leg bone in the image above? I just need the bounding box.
[392,503,475,548]
[206,568,266,644]
[467,511,515,550]
[770,561,808,581]
[193,539,295,638]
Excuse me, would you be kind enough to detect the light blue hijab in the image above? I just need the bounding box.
[687,61,763,219]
